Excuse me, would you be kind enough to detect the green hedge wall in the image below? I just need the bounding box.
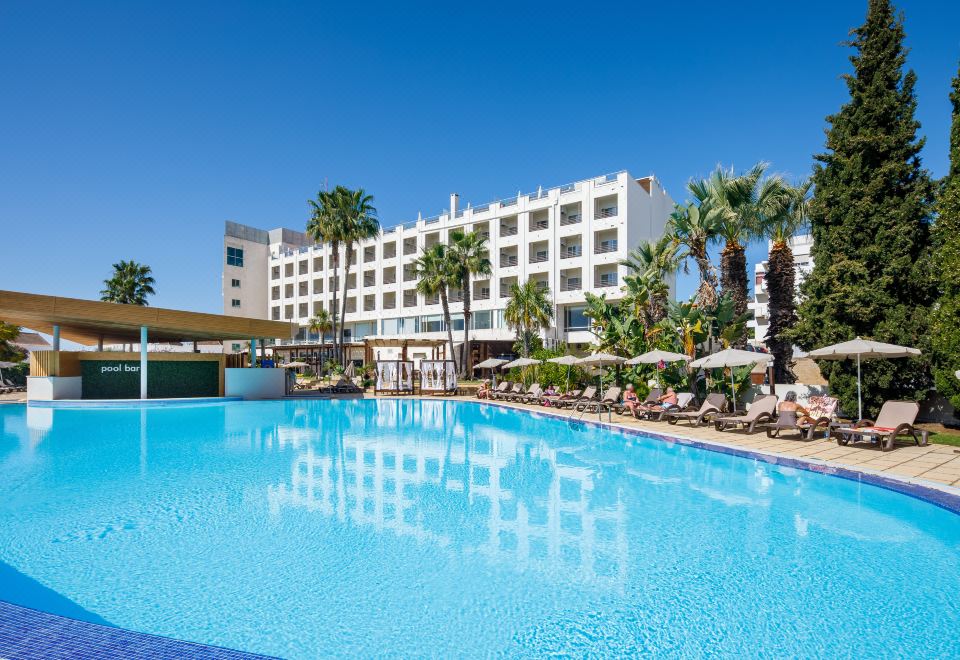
[81,360,219,399]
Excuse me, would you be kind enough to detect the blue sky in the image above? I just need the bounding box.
[2,1,959,312]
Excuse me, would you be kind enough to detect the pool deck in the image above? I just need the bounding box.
[450,395,960,494]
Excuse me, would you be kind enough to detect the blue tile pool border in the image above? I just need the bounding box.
[475,399,960,516]
[28,396,243,409]
[0,600,275,659]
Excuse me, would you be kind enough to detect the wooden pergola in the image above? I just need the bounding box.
[0,289,295,398]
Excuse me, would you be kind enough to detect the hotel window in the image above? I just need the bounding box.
[472,310,492,330]
[226,247,244,267]
[271,307,280,320]
[564,306,589,331]
[231,278,241,288]
[232,343,242,351]
[271,266,280,280]
[231,299,241,308]
[422,315,444,333]
[271,286,280,301]
[313,278,323,294]
[299,303,308,318]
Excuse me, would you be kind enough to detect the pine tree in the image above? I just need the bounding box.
[787,0,935,417]
[931,61,960,412]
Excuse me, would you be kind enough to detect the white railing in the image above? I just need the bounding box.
[594,241,619,254]
[500,255,519,267]
[561,247,582,259]
[595,207,618,220]
[561,280,582,291]
[560,213,582,226]
[500,225,518,237]
[530,219,549,231]
[596,277,618,288]
[529,253,549,264]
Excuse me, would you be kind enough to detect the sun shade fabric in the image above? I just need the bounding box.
[282,361,309,368]
[474,358,508,369]
[689,349,773,369]
[502,357,542,369]
[808,337,921,360]
[576,353,626,366]
[546,355,581,365]
[624,350,692,365]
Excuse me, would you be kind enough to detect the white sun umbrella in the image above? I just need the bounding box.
[625,350,692,389]
[690,349,773,412]
[474,357,508,386]
[576,353,626,392]
[282,361,309,368]
[808,337,921,420]
[547,354,580,392]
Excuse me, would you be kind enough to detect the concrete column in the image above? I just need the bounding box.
[250,338,257,367]
[140,326,148,399]
[52,325,60,351]
[97,335,104,351]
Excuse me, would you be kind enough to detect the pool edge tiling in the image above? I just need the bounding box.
[0,601,274,659]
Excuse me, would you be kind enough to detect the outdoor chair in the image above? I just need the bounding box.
[713,394,778,434]
[576,387,622,416]
[542,388,581,407]
[488,382,513,400]
[665,393,728,427]
[639,392,695,421]
[557,386,597,410]
[518,383,544,404]
[612,387,660,415]
[505,383,528,402]
[832,400,926,452]
[766,395,838,440]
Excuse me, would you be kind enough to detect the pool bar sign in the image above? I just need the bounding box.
[101,363,140,374]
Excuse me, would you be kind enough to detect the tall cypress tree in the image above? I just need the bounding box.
[931,61,960,413]
[788,0,935,418]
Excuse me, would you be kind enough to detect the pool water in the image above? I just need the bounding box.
[1,399,958,657]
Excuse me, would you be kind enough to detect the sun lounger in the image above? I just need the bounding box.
[504,383,528,402]
[766,395,839,440]
[557,386,597,410]
[713,394,778,433]
[542,389,581,407]
[577,387,621,415]
[638,392,695,421]
[488,382,513,400]
[665,393,727,426]
[518,383,544,404]
[612,388,661,415]
[832,400,926,452]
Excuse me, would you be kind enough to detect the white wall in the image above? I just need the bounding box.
[27,376,82,401]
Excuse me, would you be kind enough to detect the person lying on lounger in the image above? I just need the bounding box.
[646,387,678,410]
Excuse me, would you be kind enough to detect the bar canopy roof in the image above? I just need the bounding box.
[0,290,296,346]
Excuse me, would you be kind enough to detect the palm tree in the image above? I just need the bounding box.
[100,261,156,305]
[333,186,379,366]
[762,180,812,384]
[447,229,492,377]
[413,243,458,369]
[620,233,682,325]
[307,189,342,362]
[691,163,788,320]
[668,201,720,309]
[307,309,333,377]
[504,279,554,357]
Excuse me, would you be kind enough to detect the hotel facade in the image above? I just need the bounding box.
[222,170,674,364]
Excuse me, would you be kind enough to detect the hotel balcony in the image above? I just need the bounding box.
[560,243,582,259]
[499,277,517,299]
[594,194,618,220]
[383,292,396,310]
[382,242,397,259]
[594,239,619,254]
[403,291,418,308]
[528,210,549,233]
[403,238,417,256]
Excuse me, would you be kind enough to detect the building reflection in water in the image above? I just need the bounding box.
[267,399,628,589]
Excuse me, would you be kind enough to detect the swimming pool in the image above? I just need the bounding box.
[1,398,958,657]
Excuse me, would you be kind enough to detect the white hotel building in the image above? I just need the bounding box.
[222,170,674,363]
[747,233,814,348]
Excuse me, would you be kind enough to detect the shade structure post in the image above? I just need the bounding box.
[730,368,736,413]
[250,338,257,367]
[140,325,148,400]
[52,325,60,352]
[857,353,862,421]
